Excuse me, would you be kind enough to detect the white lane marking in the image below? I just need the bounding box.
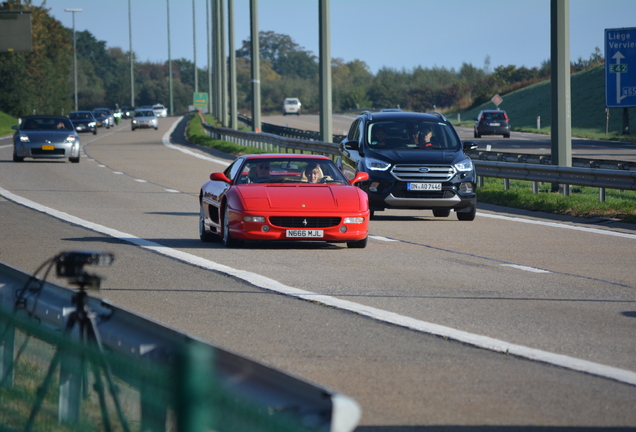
[134,179,147,183]
[113,172,123,175]
[501,264,551,274]
[1,185,635,387]
[477,212,636,240]
[165,189,180,193]
[0,144,11,149]
[369,235,398,242]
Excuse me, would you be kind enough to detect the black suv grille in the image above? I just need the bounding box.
[391,164,455,182]
[269,216,341,228]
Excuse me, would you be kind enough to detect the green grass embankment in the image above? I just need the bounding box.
[479,178,636,223]
[0,112,18,136]
[454,65,636,143]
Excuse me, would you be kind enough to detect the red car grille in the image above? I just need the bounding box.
[269,216,341,228]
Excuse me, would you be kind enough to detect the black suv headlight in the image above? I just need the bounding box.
[454,159,473,172]
[364,157,391,171]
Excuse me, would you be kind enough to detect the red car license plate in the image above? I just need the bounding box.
[286,229,324,238]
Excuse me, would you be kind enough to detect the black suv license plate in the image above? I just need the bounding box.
[407,183,441,191]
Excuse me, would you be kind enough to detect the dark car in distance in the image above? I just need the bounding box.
[120,106,135,119]
[69,111,97,135]
[93,108,114,128]
[474,110,510,138]
[338,110,478,221]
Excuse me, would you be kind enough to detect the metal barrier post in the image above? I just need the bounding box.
[141,379,168,432]
[176,342,215,432]
[599,188,606,203]
[58,332,83,424]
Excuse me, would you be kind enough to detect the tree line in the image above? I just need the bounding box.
[0,1,604,119]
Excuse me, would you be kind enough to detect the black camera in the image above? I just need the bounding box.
[55,250,114,290]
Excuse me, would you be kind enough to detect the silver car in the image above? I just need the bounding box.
[131,109,158,131]
[12,115,81,163]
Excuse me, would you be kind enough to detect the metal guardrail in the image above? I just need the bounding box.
[466,150,636,172]
[205,116,339,156]
[0,261,361,432]
[473,160,636,191]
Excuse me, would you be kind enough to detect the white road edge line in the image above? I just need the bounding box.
[1,185,635,387]
[477,212,636,240]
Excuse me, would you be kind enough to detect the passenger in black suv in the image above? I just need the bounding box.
[338,111,478,220]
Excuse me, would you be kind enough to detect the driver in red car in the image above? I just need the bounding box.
[248,161,271,182]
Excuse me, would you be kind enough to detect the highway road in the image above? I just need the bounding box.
[1,117,635,430]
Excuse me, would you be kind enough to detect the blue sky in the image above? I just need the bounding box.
[43,0,636,74]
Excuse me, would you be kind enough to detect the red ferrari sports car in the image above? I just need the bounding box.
[199,154,370,248]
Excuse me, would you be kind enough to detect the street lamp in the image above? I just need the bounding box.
[65,8,82,112]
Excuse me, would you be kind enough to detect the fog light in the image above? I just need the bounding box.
[369,182,380,192]
[261,225,270,232]
[340,226,347,233]
[244,216,266,223]
[459,182,474,193]
[344,217,364,224]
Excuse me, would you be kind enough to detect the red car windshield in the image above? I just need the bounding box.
[235,158,349,185]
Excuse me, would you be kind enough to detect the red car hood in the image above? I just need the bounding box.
[236,184,366,212]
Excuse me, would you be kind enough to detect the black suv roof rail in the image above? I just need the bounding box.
[427,111,448,122]
[360,110,373,119]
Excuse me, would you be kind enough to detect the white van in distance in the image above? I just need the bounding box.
[283,98,301,115]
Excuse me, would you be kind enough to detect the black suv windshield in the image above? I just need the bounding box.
[366,121,461,151]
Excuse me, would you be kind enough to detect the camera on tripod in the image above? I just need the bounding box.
[55,250,114,290]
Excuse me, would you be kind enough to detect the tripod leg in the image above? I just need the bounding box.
[25,311,79,432]
[89,358,113,432]
[87,313,131,432]
[24,344,63,432]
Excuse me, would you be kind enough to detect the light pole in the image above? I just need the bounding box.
[128,0,134,108]
[65,8,82,112]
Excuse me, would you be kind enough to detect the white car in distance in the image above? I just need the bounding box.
[283,98,301,116]
[152,104,168,117]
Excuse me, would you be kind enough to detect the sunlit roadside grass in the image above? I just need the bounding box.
[478,177,636,223]
[185,112,262,155]
[0,111,18,136]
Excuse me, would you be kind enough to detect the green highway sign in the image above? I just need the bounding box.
[193,92,208,109]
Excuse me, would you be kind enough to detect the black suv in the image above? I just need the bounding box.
[338,111,477,220]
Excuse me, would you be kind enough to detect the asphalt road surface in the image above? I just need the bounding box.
[1,117,635,430]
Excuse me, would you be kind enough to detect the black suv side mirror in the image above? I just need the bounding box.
[343,140,359,151]
[463,141,478,152]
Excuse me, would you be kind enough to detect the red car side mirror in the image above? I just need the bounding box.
[210,172,231,183]
[351,172,369,185]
